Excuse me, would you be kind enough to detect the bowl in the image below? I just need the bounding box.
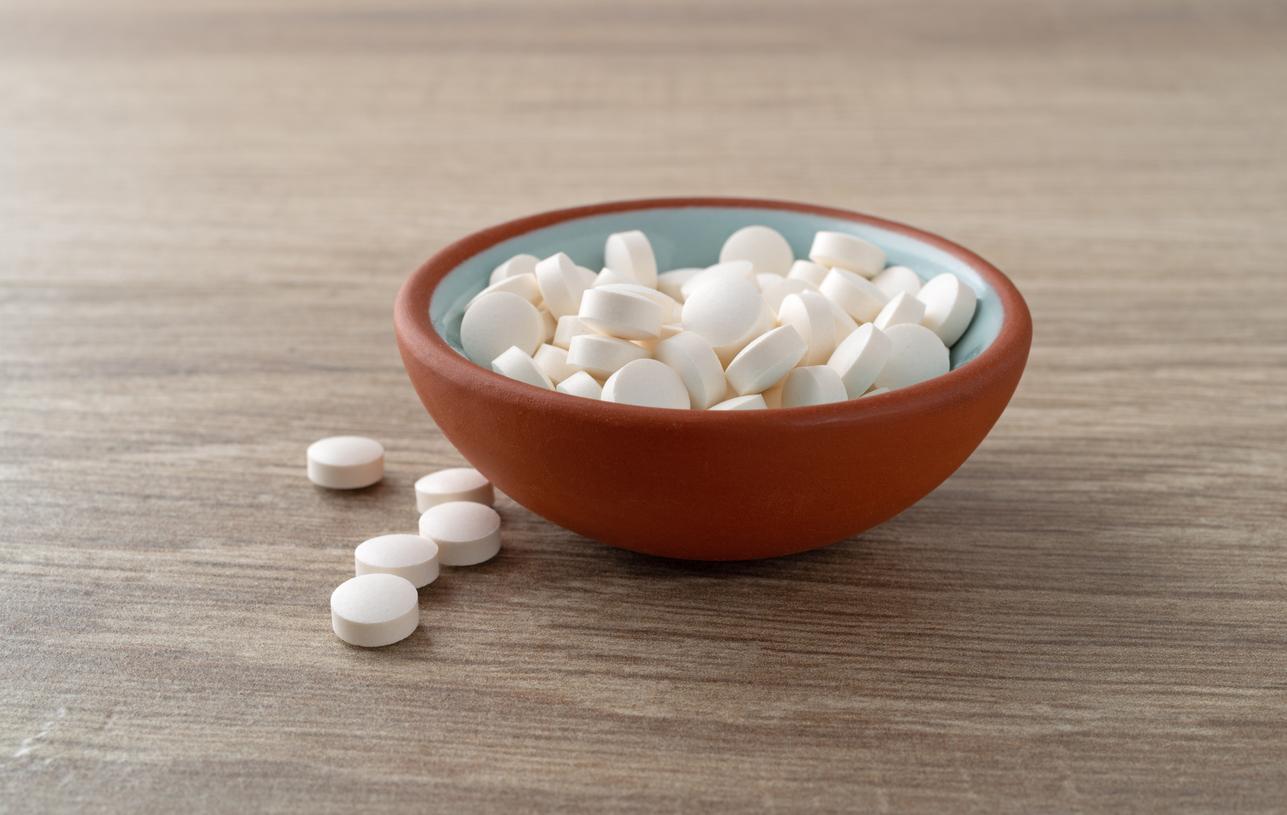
[395,197,1031,561]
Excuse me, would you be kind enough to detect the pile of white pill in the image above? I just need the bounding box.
[307,436,499,647]
[459,226,977,409]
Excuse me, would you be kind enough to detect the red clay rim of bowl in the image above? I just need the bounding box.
[395,197,1032,424]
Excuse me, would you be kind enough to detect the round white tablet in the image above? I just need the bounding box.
[566,333,648,378]
[916,273,978,347]
[307,436,384,489]
[594,283,682,322]
[592,266,637,287]
[490,254,538,286]
[760,275,816,314]
[602,358,690,409]
[415,467,494,512]
[724,325,807,395]
[355,534,440,588]
[873,291,927,331]
[492,346,553,389]
[419,501,502,566]
[872,265,922,299]
[330,573,419,648]
[680,261,755,301]
[827,323,892,399]
[830,299,859,340]
[533,343,581,384]
[556,370,603,400]
[604,230,658,288]
[781,366,847,408]
[719,225,794,276]
[778,290,837,366]
[809,231,885,277]
[681,274,764,349]
[787,260,829,288]
[538,307,556,343]
[469,272,541,306]
[874,323,950,390]
[553,315,594,349]
[819,268,889,322]
[535,252,590,318]
[709,393,768,411]
[460,291,544,365]
[653,331,726,409]
[578,287,663,340]
[657,267,702,301]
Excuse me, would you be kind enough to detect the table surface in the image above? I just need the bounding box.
[3,0,1286,812]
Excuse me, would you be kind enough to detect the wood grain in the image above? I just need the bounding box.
[2,0,1285,811]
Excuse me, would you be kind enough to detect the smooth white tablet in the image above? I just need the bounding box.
[809,231,885,277]
[592,266,637,287]
[602,359,691,409]
[657,268,702,301]
[556,370,603,400]
[490,254,538,286]
[873,291,927,331]
[532,343,581,384]
[604,230,658,288]
[781,366,847,408]
[469,272,540,306]
[553,315,594,349]
[492,346,553,389]
[720,225,794,276]
[681,274,764,349]
[680,261,755,301]
[819,268,889,322]
[777,290,837,366]
[355,534,440,588]
[709,393,767,411]
[827,323,891,399]
[594,283,682,322]
[535,252,590,318]
[330,573,419,647]
[725,325,807,395]
[872,265,922,299]
[538,307,556,342]
[461,291,544,365]
[415,467,494,512]
[653,331,726,409]
[760,276,816,314]
[566,333,648,378]
[916,273,978,347]
[307,436,384,489]
[578,288,663,340]
[787,260,829,288]
[874,323,949,390]
[419,501,502,566]
[830,299,859,340]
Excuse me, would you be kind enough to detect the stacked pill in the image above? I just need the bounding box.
[462,225,977,409]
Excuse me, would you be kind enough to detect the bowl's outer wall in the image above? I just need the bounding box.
[396,198,1032,561]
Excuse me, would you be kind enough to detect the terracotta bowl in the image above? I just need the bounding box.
[395,198,1031,561]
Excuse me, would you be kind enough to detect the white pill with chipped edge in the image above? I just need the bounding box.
[657,268,702,301]
[556,370,603,400]
[873,291,927,331]
[874,323,949,390]
[535,252,590,318]
[681,274,764,350]
[566,333,648,378]
[725,325,807,395]
[720,225,794,277]
[809,231,886,277]
[492,346,553,389]
[778,290,837,366]
[490,254,538,286]
[553,315,594,349]
[355,534,440,588]
[604,230,658,288]
[787,260,829,288]
[781,366,848,408]
[415,467,494,512]
[461,291,544,365]
[819,268,889,322]
[653,331,726,410]
[872,265,922,299]
[469,272,540,307]
[419,501,502,566]
[709,393,768,411]
[307,436,384,489]
[602,359,691,409]
[916,273,978,347]
[578,287,663,340]
[330,573,419,648]
[533,343,582,384]
[827,323,892,399]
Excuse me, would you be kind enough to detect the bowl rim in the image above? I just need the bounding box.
[395,196,1032,424]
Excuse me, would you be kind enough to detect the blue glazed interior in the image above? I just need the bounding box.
[430,207,1002,370]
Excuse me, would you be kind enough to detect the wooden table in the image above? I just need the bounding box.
[3,1,1285,811]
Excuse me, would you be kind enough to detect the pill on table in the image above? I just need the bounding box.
[725,325,807,395]
[492,346,553,389]
[602,359,691,409]
[355,533,440,588]
[330,573,419,648]
[566,333,648,378]
[592,266,637,288]
[709,393,768,410]
[827,323,892,399]
[653,331,726,409]
[819,268,889,322]
[533,343,582,384]
[720,225,794,277]
[534,252,590,318]
[657,267,702,301]
[680,260,755,300]
[419,501,502,566]
[460,291,544,365]
[787,260,829,288]
[469,272,541,306]
[490,254,538,286]
[916,273,978,347]
[874,323,949,390]
[781,365,848,408]
[872,265,922,299]
[681,274,765,350]
[873,290,927,331]
[415,467,494,512]
[556,370,603,400]
[307,436,384,489]
[553,315,594,349]
[760,275,817,314]
[778,290,837,365]
[604,230,658,288]
[809,231,885,277]
[578,287,663,340]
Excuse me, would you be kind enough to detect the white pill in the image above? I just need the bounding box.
[710,393,767,411]
[489,254,538,286]
[419,501,502,566]
[874,323,949,390]
[574,265,598,288]
[778,290,837,366]
[830,298,859,340]
[566,333,648,378]
[469,272,540,307]
[916,273,978,347]
[781,365,848,408]
[595,283,682,323]
[533,343,582,384]
[720,225,794,277]
[330,573,419,648]
[872,265,922,299]
[355,534,440,588]
[873,290,927,331]
[538,307,556,342]
[492,346,553,390]
[578,287,663,340]
[862,386,890,398]
[553,315,594,349]
[604,230,658,288]
[307,436,384,489]
[787,260,829,288]
[415,467,494,512]
[460,291,544,365]
[681,274,764,350]
[680,260,755,300]
[819,268,889,322]
[725,325,807,395]
[653,331,726,409]
[761,379,786,409]
[657,267,702,301]
[602,359,691,409]
[592,266,637,287]
[809,231,885,277]
[556,370,603,400]
[827,322,892,399]
[535,252,590,318]
[760,275,817,314]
